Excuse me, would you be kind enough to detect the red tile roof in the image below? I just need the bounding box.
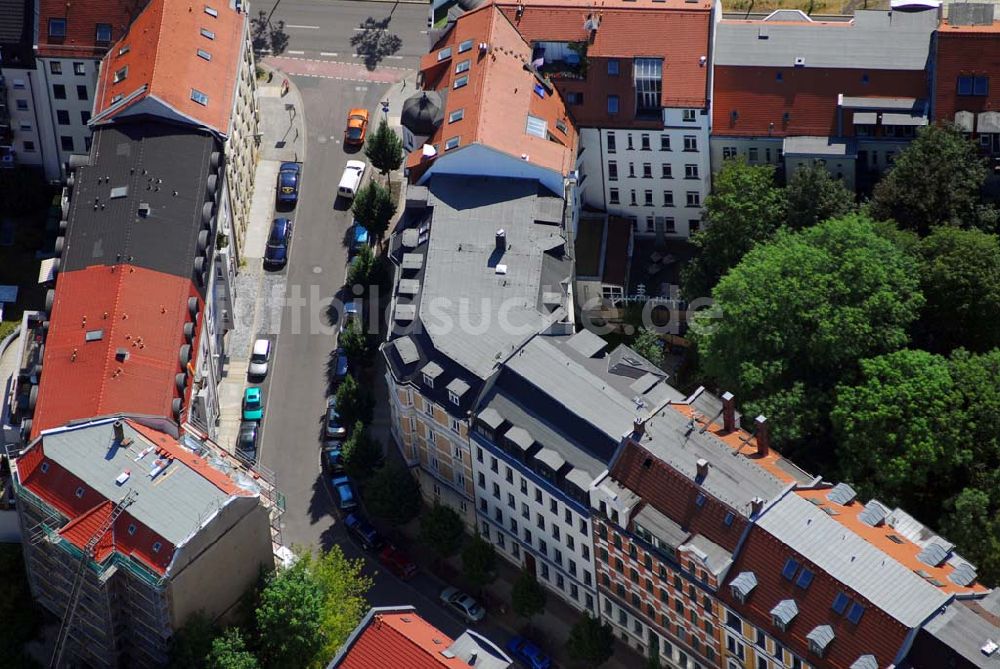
[338,611,479,669]
[92,0,246,136]
[410,5,577,179]
[30,266,201,439]
[496,0,712,109]
[712,65,928,137]
[36,0,142,59]
[932,28,1000,126]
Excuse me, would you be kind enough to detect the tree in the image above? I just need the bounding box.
[334,374,373,426]
[365,118,404,177]
[681,160,787,299]
[510,569,546,623]
[694,215,923,452]
[461,534,498,592]
[784,162,855,230]
[341,422,382,480]
[205,628,258,669]
[255,561,326,669]
[168,612,217,668]
[870,124,996,235]
[364,463,422,526]
[940,487,1000,587]
[566,613,614,667]
[303,546,373,662]
[630,328,664,368]
[339,317,370,365]
[346,244,377,291]
[351,181,396,247]
[419,503,464,558]
[915,227,1000,353]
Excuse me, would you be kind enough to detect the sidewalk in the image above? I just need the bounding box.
[216,66,307,452]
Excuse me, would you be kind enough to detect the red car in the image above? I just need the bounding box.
[379,544,417,580]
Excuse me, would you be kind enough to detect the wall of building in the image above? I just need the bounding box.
[3,67,44,169]
[225,20,260,258]
[36,56,101,180]
[933,31,1000,132]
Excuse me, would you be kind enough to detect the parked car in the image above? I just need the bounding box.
[264,217,293,269]
[332,347,349,385]
[340,301,360,334]
[325,396,346,439]
[276,162,301,206]
[344,108,369,145]
[506,636,552,669]
[248,338,271,379]
[349,221,370,256]
[344,513,384,551]
[323,444,345,475]
[331,475,357,511]
[338,160,366,199]
[236,421,259,464]
[439,586,485,623]
[378,544,417,580]
[242,387,263,421]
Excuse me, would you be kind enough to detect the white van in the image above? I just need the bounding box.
[338,160,367,199]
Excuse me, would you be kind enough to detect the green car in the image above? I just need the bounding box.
[243,387,263,421]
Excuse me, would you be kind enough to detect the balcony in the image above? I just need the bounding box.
[531,42,587,80]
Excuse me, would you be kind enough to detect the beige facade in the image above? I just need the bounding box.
[223,17,261,259]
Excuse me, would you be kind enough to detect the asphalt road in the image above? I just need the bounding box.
[268,0,431,70]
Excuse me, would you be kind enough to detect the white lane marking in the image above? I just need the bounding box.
[286,24,320,29]
[287,50,305,55]
[321,51,338,57]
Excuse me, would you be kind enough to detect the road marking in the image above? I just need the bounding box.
[321,51,338,57]
[274,55,411,72]
[286,24,320,29]
[353,27,367,31]
[387,55,403,60]
[287,50,305,55]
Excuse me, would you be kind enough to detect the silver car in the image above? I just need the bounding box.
[439,586,485,623]
[249,338,271,378]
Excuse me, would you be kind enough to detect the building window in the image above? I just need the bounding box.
[536,514,545,531]
[642,163,652,179]
[77,85,88,101]
[683,135,698,151]
[95,23,113,43]
[579,518,587,535]
[191,89,209,105]
[197,48,212,61]
[505,466,513,484]
[723,146,737,160]
[690,219,700,233]
[449,108,464,123]
[453,75,469,89]
[661,163,672,179]
[539,540,547,556]
[550,498,557,514]
[438,46,453,61]
[53,84,66,100]
[16,99,28,111]
[685,164,699,179]
[726,610,741,631]
[455,59,471,74]
[641,134,651,151]
[535,488,542,504]
[490,456,498,473]
[608,59,620,76]
[662,191,674,207]
[565,91,583,105]
[683,109,697,122]
[607,132,616,153]
[686,192,700,207]
[50,61,62,75]
[519,478,527,494]
[644,190,653,206]
[634,58,663,113]
[524,528,532,543]
[459,39,473,53]
[608,161,618,181]
[152,541,162,553]
[60,136,74,151]
[521,503,529,520]
[609,188,620,205]
[630,189,637,206]
[480,497,488,512]
[48,18,67,39]
[114,66,128,83]
[748,147,759,162]
[582,545,589,561]
[201,28,215,39]
[492,482,500,499]
[628,162,635,178]
[445,136,460,151]
[958,74,989,96]
[450,418,461,434]
[476,447,483,463]
[645,217,654,232]
[56,110,70,125]
[607,95,619,114]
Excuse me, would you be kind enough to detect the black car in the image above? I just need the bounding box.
[264,217,292,269]
[344,513,384,551]
[236,421,258,464]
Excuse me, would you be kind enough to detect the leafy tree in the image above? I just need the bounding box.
[302,547,373,662]
[419,503,464,558]
[870,124,996,235]
[334,374,373,426]
[784,162,855,229]
[566,613,614,666]
[461,534,498,591]
[341,422,382,480]
[915,227,1000,353]
[365,118,404,177]
[205,628,258,669]
[351,181,396,247]
[168,612,217,668]
[940,487,1000,586]
[347,244,377,291]
[364,463,422,526]
[630,328,664,368]
[695,215,923,451]
[681,160,787,299]
[255,561,325,669]
[510,569,546,622]
[339,317,370,364]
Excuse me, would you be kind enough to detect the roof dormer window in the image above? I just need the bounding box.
[75,486,85,498]
[191,89,209,106]
[438,47,452,61]
[204,5,219,17]
[48,18,67,40]
[201,28,216,40]
[95,23,113,44]
[113,66,128,84]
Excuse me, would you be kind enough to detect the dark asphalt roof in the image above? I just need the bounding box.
[61,122,221,289]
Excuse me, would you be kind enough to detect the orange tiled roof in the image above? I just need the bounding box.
[409,5,577,178]
[36,0,141,59]
[91,0,246,136]
[340,611,477,668]
[30,266,201,439]
[939,18,1000,32]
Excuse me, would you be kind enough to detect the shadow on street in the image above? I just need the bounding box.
[351,16,403,71]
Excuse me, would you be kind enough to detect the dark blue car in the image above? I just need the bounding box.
[276,162,300,206]
[264,218,292,269]
[506,637,552,669]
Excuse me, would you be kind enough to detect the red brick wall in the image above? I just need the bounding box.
[933,31,1000,127]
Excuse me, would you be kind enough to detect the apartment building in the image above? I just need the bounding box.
[17,120,233,442]
[932,3,1000,156]
[472,329,674,614]
[382,174,573,531]
[12,416,275,667]
[328,605,511,668]
[493,0,715,241]
[711,8,938,192]
[0,0,36,168]
[91,0,259,259]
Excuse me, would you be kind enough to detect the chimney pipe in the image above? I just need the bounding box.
[495,228,506,254]
[722,391,736,432]
[632,417,645,438]
[754,415,770,457]
[750,497,764,517]
[695,458,709,483]
[113,420,124,444]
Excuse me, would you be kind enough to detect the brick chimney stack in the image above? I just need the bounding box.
[722,391,736,432]
[754,415,770,457]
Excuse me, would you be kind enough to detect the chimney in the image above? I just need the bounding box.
[722,391,736,432]
[754,415,770,457]
[467,650,478,665]
[750,497,764,517]
[495,228,506,253]
[113,420,124,444]
[695,458,709,483]
[633,417,645,438]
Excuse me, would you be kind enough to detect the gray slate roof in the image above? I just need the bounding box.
[716,9,937,70]
[730,571,759,598]
[757,493,951,626]
[922,598,1000,669]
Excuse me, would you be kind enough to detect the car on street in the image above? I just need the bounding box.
[248,338,271,379]
[439,586,485,623]
[242,387,263,421]
[332,347,349,386]
[337,160,366,200]
[378,544,417,580]
[506,636,552,669]
[331,475,357,511]
[264,217,293,270]
[276,162,301,206]
[349,221,370,256]
[340,301,360,334]
[344,108,369,145]
[323,444,345,475]
[344,513,384,551]
[325,396,347,439]
[236,421,259,464]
